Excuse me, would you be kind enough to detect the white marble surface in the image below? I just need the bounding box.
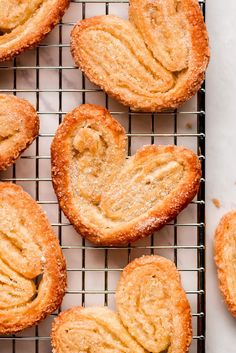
[0,1,233,352]
[206,1,236,352]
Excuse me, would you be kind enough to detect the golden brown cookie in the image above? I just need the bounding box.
[0,0,70,62]
[215,211,236,317]
[71,0,210,112]
[51,307,146,353]
[51,104,201,246]
[0,182,67,334]
[0,94,39,171]
[116,255,192,353]
[51,255,192,353]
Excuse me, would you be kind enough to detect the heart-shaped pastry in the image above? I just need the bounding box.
[0,182,67,334]
[0,94,39,171]
[71,0,210,112]
[215,211,236,317]
[0,0,70,62]
[51,104,201,246]
[51,255,192,353]
[52,307,146,353]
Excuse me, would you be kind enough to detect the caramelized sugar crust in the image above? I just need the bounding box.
[71,0,210,111]
[0,94,39,171]
[0,0,70,62]
[51,104,201,245]
[0,182,67,334]
[52,255,192,353]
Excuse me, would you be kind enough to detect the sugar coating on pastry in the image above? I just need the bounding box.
[116,255,192,353]
[215,211,236,317]
[51,104,201,246]
[0,182,67,334]
[0,0,70,62]
[51,255,192,353]
[52,307,146,353]
[0,94,39,171]
[71,0,210,112]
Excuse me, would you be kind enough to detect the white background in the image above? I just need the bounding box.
[0,0,235,352]
[207,1,236,352]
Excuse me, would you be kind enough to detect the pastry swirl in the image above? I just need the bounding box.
[71,0,210,112]
[0,0,70,62]
[215,211,236,317]
[0,182,67,334]
[51,307,146,353]
[51,255,192,353]
[51,104,201,246]
[0,94,39,171]
[116,256,192,353]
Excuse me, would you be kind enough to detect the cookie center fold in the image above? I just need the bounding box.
[71,125,184,226]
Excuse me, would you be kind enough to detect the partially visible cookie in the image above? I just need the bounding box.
[51,307,146,353]
[0,182,67,334]
[116,255,192,353]
[51,255,192,353]
[71,0,209,112]
[215,211,236,317]
[0,94,39,171]
[0,0,70,62]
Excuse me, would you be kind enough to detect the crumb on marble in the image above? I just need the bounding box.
[185,123,193,130]
[212,198,221,208]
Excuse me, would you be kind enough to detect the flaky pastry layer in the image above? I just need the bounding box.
[71,0,210,112]
[51,104,201,246]
[0,94,39,171]
[51,255,192,353]
[52,307,146,353]
[0,182,67,334]
[116,255,192,353]
[215,211,236,317]
[0,0,70,62]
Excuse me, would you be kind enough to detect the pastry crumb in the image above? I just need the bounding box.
[185,123,193,129]
[212,198,221,208]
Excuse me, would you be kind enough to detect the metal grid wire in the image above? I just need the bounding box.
[0,1,206,352]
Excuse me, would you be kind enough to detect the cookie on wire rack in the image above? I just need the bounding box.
[0,94,39,171]
[0,182,67,334]
[51,104,202,246]
[71,0,210,112]
[51,255,192,353]
[0,0,70,62]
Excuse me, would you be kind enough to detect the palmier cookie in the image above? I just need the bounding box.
[51,255,192,353]
[0,94,39,171]
[0,0,70,62]
[71,0,210,112]
[215,211,236,317]
[51,104,201,246]
[0,182,67,334]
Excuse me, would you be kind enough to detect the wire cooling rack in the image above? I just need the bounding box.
[0,1,206,352]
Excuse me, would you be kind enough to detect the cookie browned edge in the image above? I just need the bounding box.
[51,256,192,353]
[0,0,70,62]
[51,104,202,246]
[214,211,236,317]
[0,182,67,334]
[0,95,39,171]
[70,0,210,112]
[51,307,89,353]
[116,255,193,353]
